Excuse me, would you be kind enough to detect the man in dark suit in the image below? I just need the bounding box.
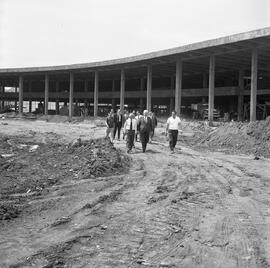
[114,109,123,140]
[138,110,152,153]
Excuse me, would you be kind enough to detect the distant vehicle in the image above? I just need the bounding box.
[191,103,220,120]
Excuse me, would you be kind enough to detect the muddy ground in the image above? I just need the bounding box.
[1,118,270,268]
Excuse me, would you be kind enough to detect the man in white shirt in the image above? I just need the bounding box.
[165,110,182,153]
[135,111,142,142]
[123,113,137,153]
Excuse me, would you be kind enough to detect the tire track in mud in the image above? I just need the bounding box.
[0,157,145,268]
[2,142,270,268]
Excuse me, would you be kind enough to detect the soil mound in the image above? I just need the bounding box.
[0,136,130,221]
[196,117,270,157]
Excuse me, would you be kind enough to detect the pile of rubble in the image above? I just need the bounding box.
[68,138,130,179]
[0,136,130,221]
[195,117,270,158]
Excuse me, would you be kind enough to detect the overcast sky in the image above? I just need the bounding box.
[0,0,269,68]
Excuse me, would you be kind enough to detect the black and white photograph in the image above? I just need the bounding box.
[0,0,270,267]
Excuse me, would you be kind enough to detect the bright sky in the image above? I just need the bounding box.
[0,0,269,68]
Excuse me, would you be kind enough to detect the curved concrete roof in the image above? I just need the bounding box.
[0,27,270,74]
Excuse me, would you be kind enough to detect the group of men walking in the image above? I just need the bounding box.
[123,110,154,153]
[106,109,182,154]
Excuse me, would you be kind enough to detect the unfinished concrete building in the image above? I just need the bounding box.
[0,28,270,121]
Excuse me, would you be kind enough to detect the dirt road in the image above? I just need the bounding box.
[1,119,270,267]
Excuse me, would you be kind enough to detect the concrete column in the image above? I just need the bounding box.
[237,70,244,121]
[0,84,4,110]
[170,97,174,114]
[55,81,60,115]
[120,69,125,112]
[14,86,18,112]
[170,75,174,113]
[208,55,215,122]
[94,71,99,117]
[175,58,183,115]
[19,76,23,115]
[44,74,49,115]
[29,81,32,113]
[112,79,116,109]
[83,79,88,111]
[69,72,74,120]
[146,65,152,111]
[250,48,258,122]
[140,77,144,110]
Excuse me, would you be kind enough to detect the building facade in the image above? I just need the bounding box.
[0,28,270,121]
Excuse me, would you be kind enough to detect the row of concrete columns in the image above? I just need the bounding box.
[13,48,258,121]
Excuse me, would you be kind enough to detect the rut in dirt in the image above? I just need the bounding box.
[1,136,270,268]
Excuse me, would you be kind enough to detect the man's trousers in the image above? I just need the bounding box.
[140,131,149,152]
[126,130,135,151]
[168,129,178,150]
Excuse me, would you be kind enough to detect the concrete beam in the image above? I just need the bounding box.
[120,69,125,111]
[19,75,23,115]
[3,86,246,100]
[94,71,99,117]
[1,28,269,75]
[250,48,258,121]
[146,65,152,111]
[44,74,49,115]
[208,55,215,122]
[69,72,74,120]
[175,58,183,115]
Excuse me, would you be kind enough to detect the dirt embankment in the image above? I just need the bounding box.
[0,135,130,221]
[182,117,270,158]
